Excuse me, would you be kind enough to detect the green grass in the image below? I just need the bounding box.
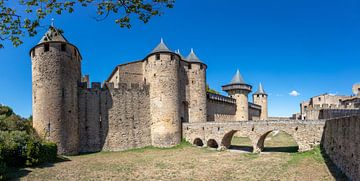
[287,146,324,165]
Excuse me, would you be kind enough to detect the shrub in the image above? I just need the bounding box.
[39,142,57,163]
[0,105,58,179]
[0,147,7,180]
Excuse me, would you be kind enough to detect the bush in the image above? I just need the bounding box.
[39,142,57,163]
[0,105,58,179]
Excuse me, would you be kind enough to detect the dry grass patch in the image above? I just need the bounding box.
[6,139,345,181]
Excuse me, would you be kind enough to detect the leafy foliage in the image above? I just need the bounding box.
[0,105,57,180]
[0,0,175,48]
[206,84,219,94]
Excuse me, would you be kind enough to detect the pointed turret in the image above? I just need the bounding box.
[151,38,172,53]
[186,48,202,62]
[230,69,246,84]
[222,69,252,121]
[30,25,82,155]
[38,26,68,44]
[254,83,267,95]
[253,83,268,120]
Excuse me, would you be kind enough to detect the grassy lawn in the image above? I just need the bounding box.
[6,138,347,181]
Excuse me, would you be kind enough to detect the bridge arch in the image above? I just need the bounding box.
[193,138,204,147]
[221,130,254,152]
[256,129,298,152]
[207,139,219,148]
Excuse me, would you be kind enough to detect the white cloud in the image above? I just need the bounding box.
[289,90,300,97]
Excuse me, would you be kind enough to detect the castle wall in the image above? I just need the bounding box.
[108,61,144,88]
[78,83,151,152]
[248,105,261,121]
[207,93,236,122]
[322,116,360,180]
[103,83,151,151]
[319,108,360,119]
[31,42,81,155]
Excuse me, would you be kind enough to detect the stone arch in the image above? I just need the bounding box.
[221,130,237,148]
[256,129,298,153]
[221,130,253,152]
[193,138,204,147]
[207,139,219,148]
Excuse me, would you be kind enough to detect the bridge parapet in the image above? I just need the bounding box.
[182,120,325,153]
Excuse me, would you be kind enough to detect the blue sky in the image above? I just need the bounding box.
[0,0,359,117]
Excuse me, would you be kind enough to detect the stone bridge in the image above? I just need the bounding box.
[182,120,325,152]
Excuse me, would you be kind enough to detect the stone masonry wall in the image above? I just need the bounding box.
[183,120,325,152]
[207,99,236,122]
[78,83,151,152]
[322,116,360,180]
[108,61,144,88]
[31,42,81,155]
[319,109,360,119]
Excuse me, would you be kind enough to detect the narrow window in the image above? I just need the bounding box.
[62,88,65,98]
[171,54,175,60]
[200,64,203,69]
[318,97,321,101]
[188,64,192,69]
[74,48,77,56]
[156,54,160,60]
[32,49,35,57]
[61,43,66,51]
[44,43,49,52]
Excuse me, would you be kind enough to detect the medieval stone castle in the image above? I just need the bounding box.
[30,26,269,155]
[29,26,360,180]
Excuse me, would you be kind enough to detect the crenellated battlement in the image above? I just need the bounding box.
[207,92,236,104]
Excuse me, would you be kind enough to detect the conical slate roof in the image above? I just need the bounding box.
[254,83,267,95]
[38,26,68,44]
[230,69,246,84]
[151,38,171,53]
[186,48,202,62]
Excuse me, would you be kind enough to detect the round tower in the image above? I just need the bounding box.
[222,70,252,121]
[144,39,181,147]
[30,26,82,155]
[253,83,268,120]
[186,49,207,123]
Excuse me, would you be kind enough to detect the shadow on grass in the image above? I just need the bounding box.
[319,146,349,181]
[263,146,299,153]
[5,156,71,180]
[228,145,253,152]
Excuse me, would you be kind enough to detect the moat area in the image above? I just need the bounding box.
[7,133,346,181]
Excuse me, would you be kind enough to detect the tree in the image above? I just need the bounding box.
[0,0,175,48]
[206,84,219,94]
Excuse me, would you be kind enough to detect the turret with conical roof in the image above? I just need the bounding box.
[222,69,252,121]
[30,25,82,155]
[144,38,182,147]
[185,48,207,123]
[253,83,268,120]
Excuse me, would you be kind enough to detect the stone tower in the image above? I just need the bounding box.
[30,26,82,155]
[222,70,252,121]
[186,49,207,123]
[144,39,181,147]
[253,83,268,120]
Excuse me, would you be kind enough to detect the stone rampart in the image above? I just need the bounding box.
[320,109,360,119]
[206,93,236,122]
[79,82,151,152]
[322,116,360,180]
